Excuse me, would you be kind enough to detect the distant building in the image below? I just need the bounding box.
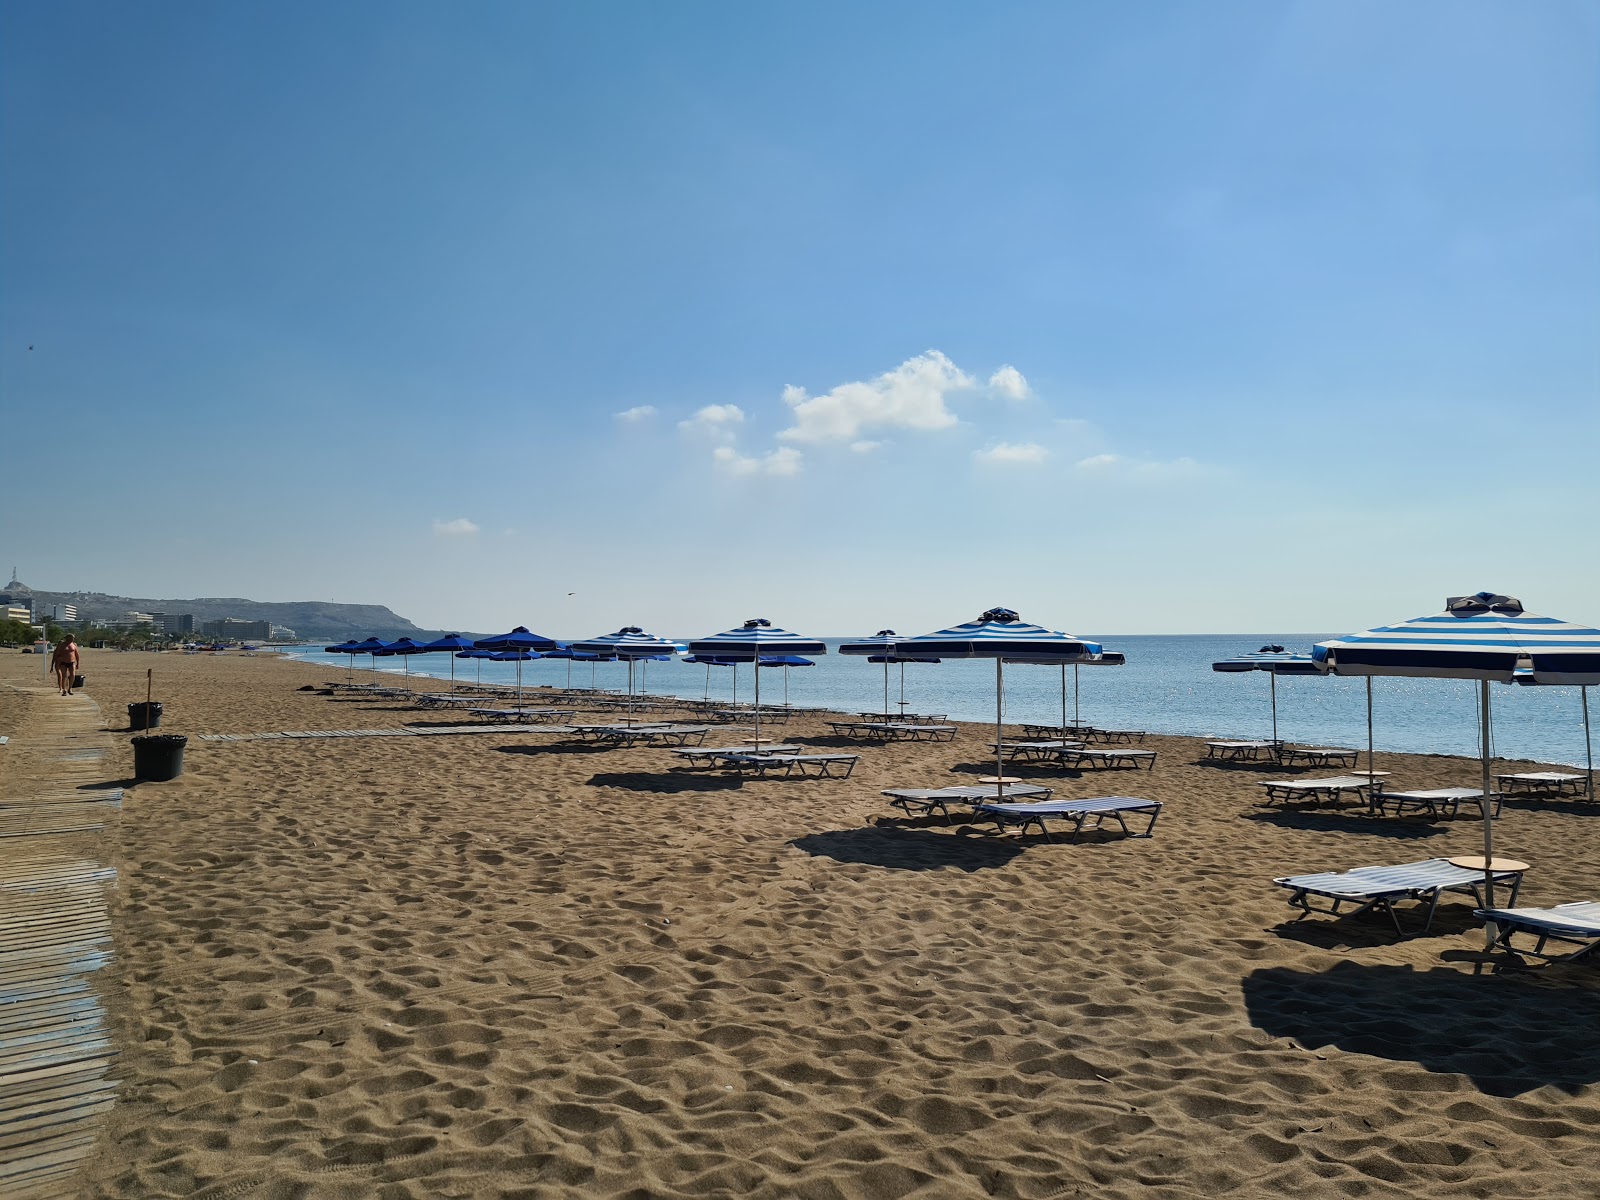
[2,604,32,625]
[50,604,77,624]
[201,618,271,641]
[105,612,157,631]
[150,613,194,634]
[269,624,297,641]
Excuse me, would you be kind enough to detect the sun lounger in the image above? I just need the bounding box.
[1495,772,1588,799]
[592,724,710,747]
[1370,787,1502,820]
[1053,748,1156,771]
[999,739,1085,763]
[1259,775,1375,807]
[720,753,860,779]
[973,796,1162,842]
[671,744,801,767]
[1087,729,1146,745]
[1475,902,1600,964]
[470,707,575,724]
[858,711,948,724]
[1205,740,1281,762]
[878,723,957,742]
[1277,746,1361,768]
[1274,858,1527,935]
[827,719,886,739]
[1022,723,1097,740]
[880,783,1051,823]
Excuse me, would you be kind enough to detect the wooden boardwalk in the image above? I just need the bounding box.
[0,689,120,1199]
[196,723,568,742]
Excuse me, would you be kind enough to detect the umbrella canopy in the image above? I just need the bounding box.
[897,608,1105,792]
[325,640,361,683]
[473,626,557,701]
[346,637,388,682]
[687,619,828,742]
[1007,650,1127,731]
[839,629,915,719]
[1212,645,1321,743]
[421,633,476,689]
[1315,592,1600,935]
[375,636,429,691]
[571,626,685,716]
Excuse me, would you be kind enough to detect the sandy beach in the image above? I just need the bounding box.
[5,648,1599,1199]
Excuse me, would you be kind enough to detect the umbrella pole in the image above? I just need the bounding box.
[754,650,762,746]
[1270,671,1278,745]
[884,659,890,721]
[1366,677,1375,785]
[784,664,789,709]
[995,657,1005,795]
[1074,663,1081,726]
[628,659,635,720]
[1480,679,1496,943]
[1584,686,1593,803]
[900,661,906,713]
[1061,664,1067,731]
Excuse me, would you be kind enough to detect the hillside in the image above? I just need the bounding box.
[7,579,437,641]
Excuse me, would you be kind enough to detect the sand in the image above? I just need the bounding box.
[4,648,1599,1199]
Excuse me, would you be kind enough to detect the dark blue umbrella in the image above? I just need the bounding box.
[455,647,495,687]
[325,639,361,683]
[541,643,577,688]
[474,626,558,700]
[375,636,429,692]
[758,655,813,707]
[347,637,388,682]
[422,633,476,690]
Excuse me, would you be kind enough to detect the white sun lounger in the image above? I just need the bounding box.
[973,796,1162,842]
[881,783,1051,823]
[1371,787,1502,820]
[1054,748,1156,771]
[1277,746,1361,768]
[1275,858,1527,935]
[1494,772,1588,799]
[1475,902,1600,964]
[1259,775,1374,807]
[720,753,861,779]
[1204,740,1280,762]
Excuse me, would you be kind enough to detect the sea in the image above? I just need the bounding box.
[276,635,1594,770]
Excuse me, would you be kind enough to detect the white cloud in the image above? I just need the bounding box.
[712,445,802,477]
[1076,453,1121,470]
[615,405,656,422]
[778,351,973,444]
[975,442,1049,465]
[849,440,883,454]
[679,404,745,440]
[987,365,1031,401]
[433,518,480,536]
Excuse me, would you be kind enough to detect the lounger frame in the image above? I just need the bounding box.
[1275,859,1525,935]
[973,796,1161,842]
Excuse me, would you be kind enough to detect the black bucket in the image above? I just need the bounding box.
[128,702,164,731]
[132,733,186,782]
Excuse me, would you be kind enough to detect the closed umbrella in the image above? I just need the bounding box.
[687,619,828,746]
[1211,646,1320,744]
[1315,591,1600,930]
[895,608,1106,795]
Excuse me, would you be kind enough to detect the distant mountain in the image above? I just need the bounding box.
[6,577,444,641]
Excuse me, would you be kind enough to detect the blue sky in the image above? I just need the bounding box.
[3,1,1595,637]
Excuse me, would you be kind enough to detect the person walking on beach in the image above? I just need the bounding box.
[51,633,79,696]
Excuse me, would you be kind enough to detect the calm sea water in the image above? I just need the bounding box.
[280,635,1595,769]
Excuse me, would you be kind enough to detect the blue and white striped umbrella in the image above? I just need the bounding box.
[1313,593,1600,683]
[1212,645,1321,744]
[839,630,918,719]
[1317,593,1600,929]
[570,626,685,715]
[687,619,828,742]
[897,608,1108,792]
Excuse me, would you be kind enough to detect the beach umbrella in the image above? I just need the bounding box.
[895,608,1105,794]
[1008,650,1127,733]
[324,639,361,684]
[570,626,685,718]
[1212,646,1321,744]
[542,643,577,689]
[1314,591,1600,927]
[687,619,828,745]
[374,637,428,692]
[455,647,494,687]
[866,654,940,718]
[421,634,476,690]
[759,654,814,708]
[840,630,910,720]
[347,637,388,682]
[683,654,742,704]
[474,626,559,701]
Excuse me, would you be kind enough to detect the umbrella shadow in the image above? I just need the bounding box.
[1242,960,1600,1096]
[1241,810,1447,840]
[588,771,743,794]
[1194,758,1297,774]
[1501,795,1600,817]
[491,743,611,757]
[791,828,1022,872]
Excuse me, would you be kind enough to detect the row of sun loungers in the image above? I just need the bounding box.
[826,720,959,742]
[1021,724,1146,745]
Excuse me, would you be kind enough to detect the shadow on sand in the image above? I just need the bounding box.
[1241,810,1447,840]
[791,827,1022,872]
[588,771,743,794]
[1243,960,1600,1096]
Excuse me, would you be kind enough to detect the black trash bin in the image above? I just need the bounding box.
[132,734,186,782]
[128,702,164,730]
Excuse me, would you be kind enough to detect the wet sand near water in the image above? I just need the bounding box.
[5,649,1598,1199]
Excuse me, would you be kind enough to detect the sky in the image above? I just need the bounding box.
[2,1,1596,638]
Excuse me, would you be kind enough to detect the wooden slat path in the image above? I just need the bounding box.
[196,724,569,742]
[0,688,120,1199]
